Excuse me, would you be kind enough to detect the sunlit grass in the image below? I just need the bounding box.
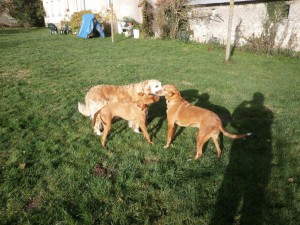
[0,28,299,224]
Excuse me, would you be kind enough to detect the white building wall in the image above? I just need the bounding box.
[114,0,142,22]
[42,0,145,26]
[84,0,108,13]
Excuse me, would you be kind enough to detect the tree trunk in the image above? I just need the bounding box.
[225,0,234,63]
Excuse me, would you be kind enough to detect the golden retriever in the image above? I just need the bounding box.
[161,84,251,159]
[93,93,160,147]
[78,79,163,134]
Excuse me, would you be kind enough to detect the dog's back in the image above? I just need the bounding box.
[93,101,138,127]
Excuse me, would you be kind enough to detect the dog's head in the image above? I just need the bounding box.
[137,93,160,110]
[143,80,163,96]
[161,84,181,100]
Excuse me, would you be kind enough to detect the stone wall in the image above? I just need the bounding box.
[189,1,300,51]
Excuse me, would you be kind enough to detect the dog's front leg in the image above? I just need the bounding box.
[164,123,176,148]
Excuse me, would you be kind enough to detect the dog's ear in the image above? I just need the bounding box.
[145,81,153,94]
[167,90,176,97]
[170,87,181,96]
[145,87,151,95]
[141,81,150,94]
[137,102,146,110]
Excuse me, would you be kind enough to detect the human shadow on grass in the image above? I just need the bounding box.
[209,92,274,225]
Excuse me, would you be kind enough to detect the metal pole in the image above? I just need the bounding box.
[225,0,234,63]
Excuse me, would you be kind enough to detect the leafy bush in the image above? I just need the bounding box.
[6,0,45,27]
[122,16,136,24]
[69,10,99,30]
[69,10,113,35]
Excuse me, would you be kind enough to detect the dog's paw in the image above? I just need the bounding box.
[133,129,141,133]
[95,131,103,136]
[194,154,202,160]
[163,145,169,148]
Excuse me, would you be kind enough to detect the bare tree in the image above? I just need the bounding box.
[154,0,190,39]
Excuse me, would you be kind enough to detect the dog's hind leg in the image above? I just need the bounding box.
[133,121,141,133]
[101,120,111,148]
[139,123,153,144]
[212,132,222,157]
[195,128,213,160]
[94,121,103,136]
[90,100,106,133]
[92,111,103,136]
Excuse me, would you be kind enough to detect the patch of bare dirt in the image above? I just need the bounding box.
[92,164,113,179]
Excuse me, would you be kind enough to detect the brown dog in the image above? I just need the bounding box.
[78,80,163,135]
[93,93,160,147]
[162,84,251,159]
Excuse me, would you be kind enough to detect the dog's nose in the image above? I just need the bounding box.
[156,90,164,96]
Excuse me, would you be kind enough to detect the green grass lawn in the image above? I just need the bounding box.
[0,28,299,225]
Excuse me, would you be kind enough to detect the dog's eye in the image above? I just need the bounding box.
[155,85,159,88]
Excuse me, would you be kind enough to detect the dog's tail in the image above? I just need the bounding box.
[93,109,101,127]
[78,102,91,117]
[218,124,252,139]
[93,109,106,127]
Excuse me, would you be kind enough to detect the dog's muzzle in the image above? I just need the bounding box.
[155,90,165,96]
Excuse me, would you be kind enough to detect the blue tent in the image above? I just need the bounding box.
[78,14,105,38]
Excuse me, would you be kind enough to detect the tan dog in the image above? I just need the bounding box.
[93,93,160,147]
[162,84,251,159]
[78,80,163,135]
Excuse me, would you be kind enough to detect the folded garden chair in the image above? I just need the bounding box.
[60,24,71,35]
[47,23,58,34]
